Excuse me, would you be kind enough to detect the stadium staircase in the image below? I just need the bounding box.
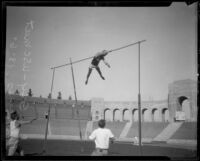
[153,122,183,142]
[170,122,197,140]
[119,121,132,139]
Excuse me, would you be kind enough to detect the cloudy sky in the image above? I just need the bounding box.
[5,2,197,101]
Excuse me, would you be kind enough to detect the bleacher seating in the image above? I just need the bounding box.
[20,118,47,134]
[73,106,91,120]
[20,103,37,118]
[35,103,51,118]
[54,104,73,119]
[92,121,127,138]
[5,94,91,120]
[50,119,88,136]
[127,122,169,138]
[170,122,197,140]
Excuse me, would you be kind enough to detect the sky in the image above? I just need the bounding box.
[5,2,197,102]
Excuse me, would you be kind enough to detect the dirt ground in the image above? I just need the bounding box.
[13,138,196,159]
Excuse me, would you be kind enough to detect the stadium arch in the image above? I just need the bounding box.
[162,108,169,122]
[123,108,130,121]
[104,108,112,121]
[152,108,160,122]
[142,108,148,122]
[178,96,191,121]
[132,109,138,121]
[113,108,121,121]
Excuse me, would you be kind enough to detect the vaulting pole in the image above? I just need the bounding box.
[70,58,82,140]
[43,68,55,154]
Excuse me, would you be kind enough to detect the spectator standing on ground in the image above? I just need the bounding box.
[89,119,115,156]
[8,111,36,156]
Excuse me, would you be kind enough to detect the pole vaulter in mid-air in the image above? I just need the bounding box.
[84,40,146,85]
[85,50,111,85]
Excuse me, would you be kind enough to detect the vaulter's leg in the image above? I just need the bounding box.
[85,67,93,85]
[96,67,105,80]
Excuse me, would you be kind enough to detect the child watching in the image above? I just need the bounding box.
[8,111,36,156]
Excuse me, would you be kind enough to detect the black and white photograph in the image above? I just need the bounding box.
[2,1,198,159]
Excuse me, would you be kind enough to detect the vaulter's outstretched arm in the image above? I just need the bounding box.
[103,59,111,68]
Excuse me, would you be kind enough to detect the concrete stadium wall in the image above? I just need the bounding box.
[168,79,197,122]
[91,99,169,122]
[5,79,197,123]
[5,94,91,120]
[91,79,197,123]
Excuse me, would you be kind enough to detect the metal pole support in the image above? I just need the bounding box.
[42,68,55,154]
[70,58,82,140]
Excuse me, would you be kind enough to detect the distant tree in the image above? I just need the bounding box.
[48,93,51,99]
[40,95,42,98]
[14,89,20,95]
[57,92,62,100]
[68,95,72,100]
[28,88,33,97]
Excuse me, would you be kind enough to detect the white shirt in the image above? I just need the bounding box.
[10,120,20,138]
[89,128,114,149]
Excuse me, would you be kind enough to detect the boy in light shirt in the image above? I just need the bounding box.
[89,119,115,156]
[8,111,36,156]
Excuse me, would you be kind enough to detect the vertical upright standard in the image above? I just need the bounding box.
[138,41,142,155]
[43,68,55,154]
[70,58,82,140]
